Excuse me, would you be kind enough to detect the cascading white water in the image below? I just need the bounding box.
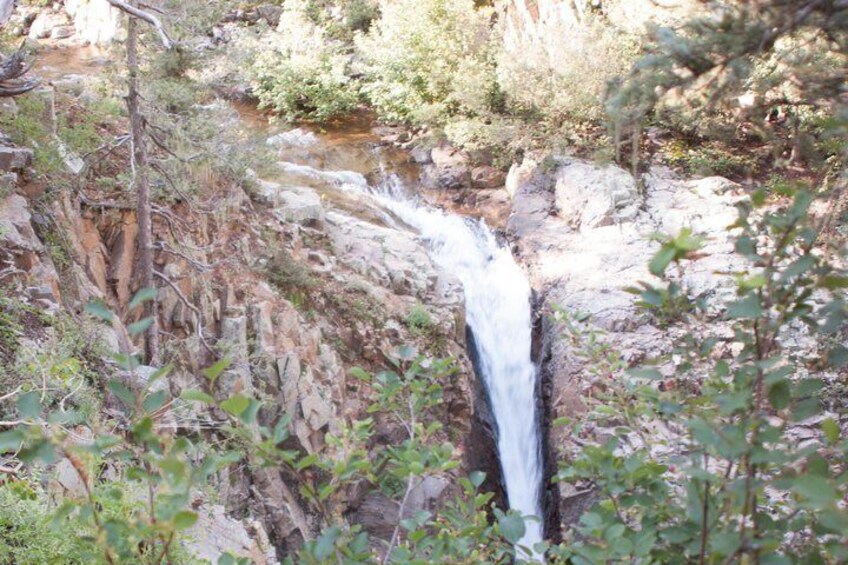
[366,176,546,556]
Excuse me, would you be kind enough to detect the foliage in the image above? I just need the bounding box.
[264,249,316,309]
[498,15,637,125]
[355,0,498,127]
[551,186,848,563]
[405,303,433,337]
[0,484,90,564]
[626,229,706,327]
[608,1,848,170]
[249,0,360,123]
[1,288,531,563]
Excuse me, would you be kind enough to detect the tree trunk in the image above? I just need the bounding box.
[126,13,159,365]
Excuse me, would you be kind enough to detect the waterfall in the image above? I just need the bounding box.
[369,175,545,556]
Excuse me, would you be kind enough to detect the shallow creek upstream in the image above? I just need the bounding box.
[36,45,546,556]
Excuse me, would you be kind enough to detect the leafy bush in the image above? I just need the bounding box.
[355,0,497,126]
[498,16,637,125]
[249,0,360,123]
[550,186,848,563]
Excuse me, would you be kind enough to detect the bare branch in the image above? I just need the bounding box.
[105,0,173,49]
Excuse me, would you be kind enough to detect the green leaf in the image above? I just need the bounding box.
[129,287,158,310]
[396,345,417,361]
[726,294,763,319]
[218,554,236,565]
[498,512,526,544]
[793,475,837,507]
[16,391,41,420]
[220,395,250,417]
[142,390,168,414]
[172,510,198,530]
[146,365,172,386]
[827,345,848,368]
[84,300,114,322]
[127,318,153,337]
[349,367,371,382]
[107,380,136,408]
[767,381,791,410]
[820,275,848,289]
[649,245,676,276]
[822,418,840,445]
[202,358,231,384]
[627,367,663,380]
[469,471,486,488]
[181,389,215,404]
[0,430,24,452]
[314,527,341,560]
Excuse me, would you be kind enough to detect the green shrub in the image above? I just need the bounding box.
[498,16,638,125]
[405,303,432,337]
[550,187,848,563]
[345,0,380,32]
[249,0,360,123]
[0,484,88,564]
[355,0,497,126]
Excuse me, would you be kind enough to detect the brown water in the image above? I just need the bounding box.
[32,45,115,81]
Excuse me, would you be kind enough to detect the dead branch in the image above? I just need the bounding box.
[105,0,174,49]
[0,42,39,97]
[152,270,217,357]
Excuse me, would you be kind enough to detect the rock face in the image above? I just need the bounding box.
[505,155,744,534]
[1,96,493,559]
[183,504,278,565]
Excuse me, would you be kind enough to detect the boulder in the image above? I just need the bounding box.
[257,4,283,26]
[65,0,124,44]
[267,128,318,149]
[272,188,325,224]
[553,159,639,230]
[430,145,471,189]
[28,12,72,39]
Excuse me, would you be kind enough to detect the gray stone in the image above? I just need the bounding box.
[0,146,34,173]
[553,160,639,230]
[28,12,71,39]
[51,25,75,39]
[430,145,471,189]
[184,504,279,565]
[270,188,325,224]
[257,4,283,26]
[267,128,318,149]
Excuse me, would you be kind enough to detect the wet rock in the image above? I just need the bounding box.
[267,128,318,149]
[409,143,432,165]
[430,145,471,189]
[471,165,506,189]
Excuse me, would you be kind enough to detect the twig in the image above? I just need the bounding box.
[152,270,217,357]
